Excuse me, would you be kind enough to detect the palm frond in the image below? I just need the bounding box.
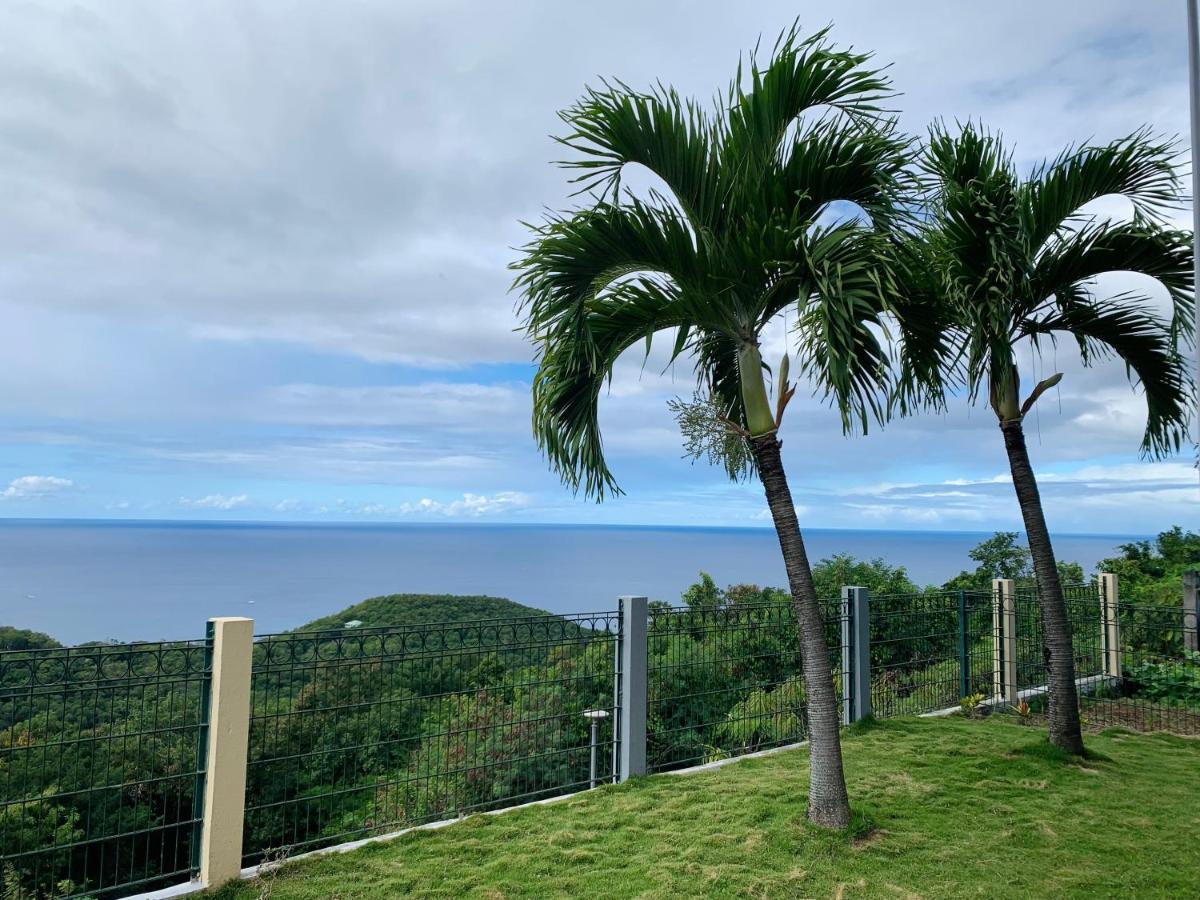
[531,279,686,498]
[556,80,722,227]
[1031,218,1194,342]
[722,24,893,186]
[794,226,895,432]
[882,234,960,416]
[1021,294,1193,457]
[1024,131,1184,249]
[769,116,913,230]
[513,199,705,344]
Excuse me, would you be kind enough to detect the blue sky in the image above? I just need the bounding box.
[0,0,1196,534]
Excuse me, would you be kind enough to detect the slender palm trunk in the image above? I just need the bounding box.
[999,418,1085,755]
[751,432,851,828]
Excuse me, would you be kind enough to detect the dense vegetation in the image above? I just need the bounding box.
[1,532,1195,898]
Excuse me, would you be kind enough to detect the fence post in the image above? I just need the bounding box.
[957,589,970,699]
[1099,573,1121,678]
[991,579,1016,704]
[198,617,253,889]
[617,596,647,782]
[1184,571,1199,653]
[840,586,871,724]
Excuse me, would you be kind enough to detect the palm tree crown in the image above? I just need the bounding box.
[915,122,1194,449]
[513,27,932,498]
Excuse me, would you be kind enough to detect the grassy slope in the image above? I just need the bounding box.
[296,593,553,632]
[213,717,1200,899]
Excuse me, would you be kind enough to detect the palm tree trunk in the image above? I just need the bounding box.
[999,418,1085,755]
[751,432,851,828]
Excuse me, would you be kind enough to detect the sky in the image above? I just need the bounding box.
[0,0,1196,534]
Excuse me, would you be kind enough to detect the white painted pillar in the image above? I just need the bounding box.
[992,579,1017,703]
[199,617,254,888]
[1183,571,1199,653]
[618,596,647,781]
[1099,574,1121,679]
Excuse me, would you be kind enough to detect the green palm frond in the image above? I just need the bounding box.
[531,280,685,498]
[556,80,721,226]
[1022,294,1192,456]
[1032,219,1194,340]
[1024,131,1184,247]
[794,226,895,432]
[723,25,892,172]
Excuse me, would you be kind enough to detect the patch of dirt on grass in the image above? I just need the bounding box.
[883,883,924,899]
[851,828,886,852]
[884,771,935,796]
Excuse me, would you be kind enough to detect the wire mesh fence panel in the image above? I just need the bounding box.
[869,591,993,717]
[1010,583,1105,703]
[0,639,210,899]
[645,599,844,773]
[242,611,619,865]
[1082,596,1200,734]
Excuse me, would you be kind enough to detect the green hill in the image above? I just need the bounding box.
[296,593,553,632]
[0,625,61,651]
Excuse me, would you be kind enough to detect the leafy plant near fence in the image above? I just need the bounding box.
[1124,651,1200,708]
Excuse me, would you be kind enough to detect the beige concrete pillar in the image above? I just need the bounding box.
[1099,573,1121,678]
[199,617,254,888]
[992,579,1017,703]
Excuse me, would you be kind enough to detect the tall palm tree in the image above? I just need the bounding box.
[908,123,1194,754]
[513,27,934,828]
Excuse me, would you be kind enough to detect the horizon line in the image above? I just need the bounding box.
[0,515,1152,540]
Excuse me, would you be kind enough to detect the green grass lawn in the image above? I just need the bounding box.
[212,716,1200,899]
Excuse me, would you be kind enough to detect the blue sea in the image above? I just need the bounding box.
[0,520,1142,645]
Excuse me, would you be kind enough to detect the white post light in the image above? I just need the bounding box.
[582,708,610,788]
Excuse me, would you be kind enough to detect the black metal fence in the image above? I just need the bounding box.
[0,639,210,899]
[7,579,1200,898]
[241,610,619,864]
[869,590,993,718]
[1083,590,1200,735]
[646,599,843,772]
[1010,583,1106,697]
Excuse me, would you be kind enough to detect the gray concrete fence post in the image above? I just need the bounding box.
[618,596,647,782]
[1184,571,1199,653]
[199,617,254,889]
[840,586,872,724]
[992,579,1017,704]
[1099,573,1121,678]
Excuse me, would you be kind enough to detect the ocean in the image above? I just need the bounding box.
[0,520,1141,645]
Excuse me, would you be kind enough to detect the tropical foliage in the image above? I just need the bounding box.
[903,122,1194,754]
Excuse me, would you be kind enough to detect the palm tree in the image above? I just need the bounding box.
[907,123,1194,754]
[513,27,935,828]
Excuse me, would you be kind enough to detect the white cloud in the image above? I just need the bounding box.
[0,475,74,499]
[179,493,249,510]
[400,491,530,518]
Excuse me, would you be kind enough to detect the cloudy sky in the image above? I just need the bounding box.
[0,0,1195,534]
